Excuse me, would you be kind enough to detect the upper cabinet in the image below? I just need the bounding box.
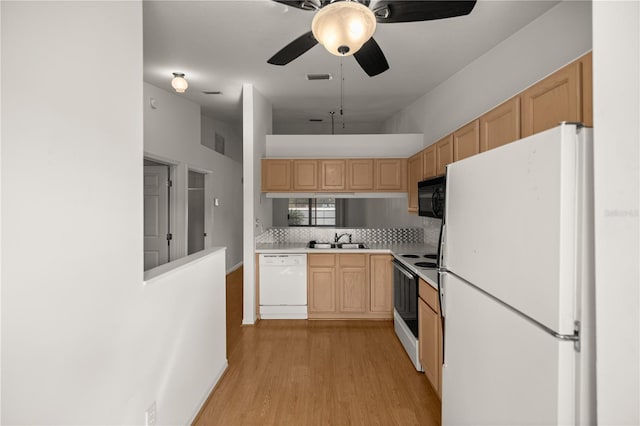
[521,61,582,137]
[261,159,292,192]
[435,135,454,176]
[347,159,374,191]
[453,120,480,162]
[375,158,407,191]
[319,160,346,191]
[293,160,318,191]
[407,152,423,213]
[262,157,407,193]
[580,52,593,127]
[423,145,437,180]
[479,96,521,152]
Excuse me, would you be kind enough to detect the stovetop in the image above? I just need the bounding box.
[399,253,439,270]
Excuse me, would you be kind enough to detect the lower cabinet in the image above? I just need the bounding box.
[419,278,442,398]
[308,253,393,319]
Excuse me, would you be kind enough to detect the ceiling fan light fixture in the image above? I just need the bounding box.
[311,1,376,57]
[171,72,188,93]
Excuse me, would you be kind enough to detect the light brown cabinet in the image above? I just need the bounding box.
[453,120,480,162]
[308,253,391,319]
[435,135,454,176]
[337,254,368,313]
[418,279,442,398]
[293,160,318,191]
[319,159,346,191]
[375,158,407,191]
[521,61,582,138]
[261,159,292,192]
[347,159,374,191]
[580,52,593,127]
[422,145,437,179]
[369,254,393,314]
[262,157,407,193]
[308,254,337,314]
[407,152,423,213]
[480,96,521,152]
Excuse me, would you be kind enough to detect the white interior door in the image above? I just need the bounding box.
[144,165,169,270]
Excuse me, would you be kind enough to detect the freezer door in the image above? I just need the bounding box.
[443,124,592,335]
[441,273,577,426]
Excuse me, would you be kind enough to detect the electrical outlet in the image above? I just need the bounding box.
[145,401,157,426]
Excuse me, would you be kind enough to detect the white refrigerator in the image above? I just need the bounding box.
[440,123,596,425]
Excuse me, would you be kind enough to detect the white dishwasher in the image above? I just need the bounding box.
[259,254,307,319]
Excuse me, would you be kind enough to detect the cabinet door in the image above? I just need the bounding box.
[347,159,374,191]
[370,254,393,314]
[435,135,454,176]
[308,267,336,314]
[521,61,582,137]
[480,97,521,152]
[407,152,423,213]
[338,254,367,313]
[453,120,480,162]
[320,159,346,191]
[293,160,318,191]
[261,159,291,191]
[580,52,593,127]
[423,145,437,179]
[375,158,407,191]
[419,298,440,395]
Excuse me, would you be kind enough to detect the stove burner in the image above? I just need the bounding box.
[414,261,437,268]
[423,254,437,259]
[401,254,420,258]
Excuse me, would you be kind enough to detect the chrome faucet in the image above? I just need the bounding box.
[334,232,352,243]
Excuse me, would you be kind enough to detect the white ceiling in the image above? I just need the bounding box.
[143,0,559,132]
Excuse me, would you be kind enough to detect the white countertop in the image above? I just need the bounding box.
[255,242,439,289]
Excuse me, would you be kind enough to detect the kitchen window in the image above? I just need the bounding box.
[288,198,336,226]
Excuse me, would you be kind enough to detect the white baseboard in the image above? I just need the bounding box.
[188,359,229,424]
[226,261,243,275]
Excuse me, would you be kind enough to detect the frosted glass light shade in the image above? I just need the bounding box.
[312,1,376,57]
[171,73,188,93]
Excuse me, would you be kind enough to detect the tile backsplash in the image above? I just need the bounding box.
[256,227,424,244]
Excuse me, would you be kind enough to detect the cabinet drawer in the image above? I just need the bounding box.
[419,279,439,313]
[308,254,335,267]
[338,253,367,267]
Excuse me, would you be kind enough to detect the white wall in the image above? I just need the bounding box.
[381,0,592,145]
[593,2,639,424]
[1,3,227,424]
[273,120,383,135]
[144,83,243,272]
[266,134,423,158]
[242,84,273,324]
[370,0,593,237]
[201,115,242,164]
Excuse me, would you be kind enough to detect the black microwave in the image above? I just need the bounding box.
[418,176,446,218]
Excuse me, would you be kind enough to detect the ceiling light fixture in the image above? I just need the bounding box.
[311,1,376,57]
[171,72,188,93]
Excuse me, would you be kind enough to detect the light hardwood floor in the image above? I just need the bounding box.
[195,319,441,426]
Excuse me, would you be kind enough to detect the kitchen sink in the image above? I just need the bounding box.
[337,243,368,249]
[306,241,368,249]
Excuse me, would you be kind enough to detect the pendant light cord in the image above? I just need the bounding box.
[340,59,345,129]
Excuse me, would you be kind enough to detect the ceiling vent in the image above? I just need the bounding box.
[309,118,324,122]
[202,91,222,95]
[306,73,332,81]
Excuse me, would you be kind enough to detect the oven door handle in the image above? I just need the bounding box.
[392,259,417,280]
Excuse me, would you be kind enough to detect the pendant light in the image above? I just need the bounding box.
[171,72,188,93]
[311,1,376,56]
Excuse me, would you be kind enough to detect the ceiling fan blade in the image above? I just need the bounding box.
[353,37,389,77]
[271,0,320,11]
[372,1,477,23]
[267,31,319,65]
